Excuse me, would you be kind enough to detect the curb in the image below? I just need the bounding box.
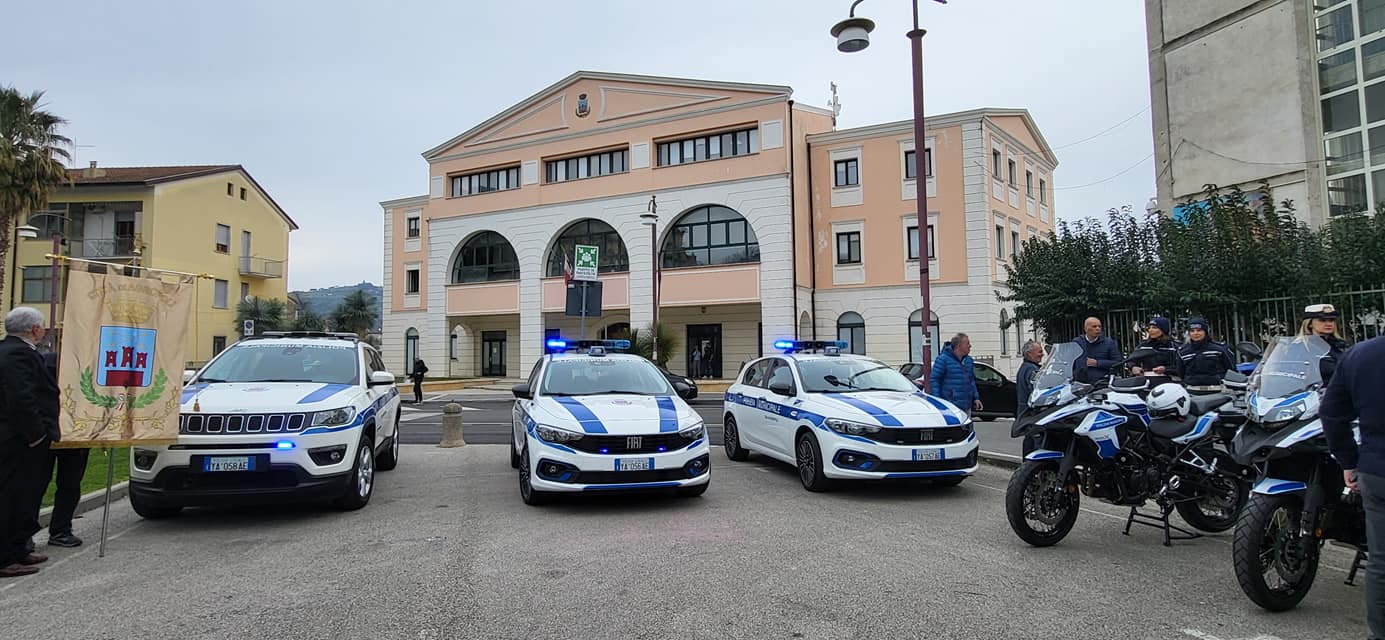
[39,481,129,529]
[978,450,1021,470]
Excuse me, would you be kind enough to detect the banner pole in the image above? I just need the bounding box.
[99,447,114,558]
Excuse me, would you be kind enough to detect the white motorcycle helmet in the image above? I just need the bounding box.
[1148,383,1191,418]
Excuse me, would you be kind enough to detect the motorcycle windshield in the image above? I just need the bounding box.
[1032,343,1083,395]
[1251,335,1329,399]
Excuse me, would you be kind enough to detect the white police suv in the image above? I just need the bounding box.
[128,332,402,518]
[723,341,978,491]
[510,339,709,505]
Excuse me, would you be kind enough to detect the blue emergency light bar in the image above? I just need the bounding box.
[775,340,847,354]
[545,338,631,354]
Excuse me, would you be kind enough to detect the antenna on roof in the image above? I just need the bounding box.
[827,82,842,120]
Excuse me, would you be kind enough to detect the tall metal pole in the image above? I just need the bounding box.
[908,0,934,387]
[49,232,61,341]
[648,196,659,364]
[8,226,18,311]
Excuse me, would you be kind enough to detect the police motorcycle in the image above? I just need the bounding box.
[1229,335,1367,611]
[1006,342,1251,547]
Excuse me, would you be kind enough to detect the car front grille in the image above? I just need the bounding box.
[565,433,695,454]
[874,451,978,473]
[180,412,311,435]
[864,426,972,446]
[573,468,699,484]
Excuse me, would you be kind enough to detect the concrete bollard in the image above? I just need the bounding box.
[439,403,467,448]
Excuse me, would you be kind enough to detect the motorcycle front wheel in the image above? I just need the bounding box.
[1005,459,1080,547]
[1232,492,1320,611]
[1176,474,1249,533]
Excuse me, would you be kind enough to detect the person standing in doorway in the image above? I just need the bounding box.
[1072,317,1122,384]
[0,307,58,577]
[1320,334,1385,640]
[410,358,429,404]
[930,334,981,417]
[690,346,702,379]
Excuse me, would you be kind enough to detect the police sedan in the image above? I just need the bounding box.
[723,341,978,491]
[510,340,710,505]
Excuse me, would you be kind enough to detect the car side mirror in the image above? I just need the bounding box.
[183,369,197,384]
[512,383,532,400]
[368,371,396,387]
[673,381,692,398]
[768,379,794,397]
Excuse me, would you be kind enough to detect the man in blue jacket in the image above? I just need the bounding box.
[1072,317,1122,384]
[1321,334,1384,640]
[930,333,980,416]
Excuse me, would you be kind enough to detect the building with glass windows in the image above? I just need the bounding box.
[1146,0,1385,224]
[380,71,1056,379]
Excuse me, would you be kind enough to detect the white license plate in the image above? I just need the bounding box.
[913,449,942,461]
[616,458,652,471]
[204,456,253,472]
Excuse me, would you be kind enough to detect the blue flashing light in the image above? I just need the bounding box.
[544,338,630,353]
[599,447,610,454]
[657,446,667,452]
[773,340,796,350]
[776,340,850,354]
[275,441,295,450]
[546,339,569,350]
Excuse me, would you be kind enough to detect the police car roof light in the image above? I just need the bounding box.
[776,340,848,354]
[257,331,359,342]
[544,338,631,354]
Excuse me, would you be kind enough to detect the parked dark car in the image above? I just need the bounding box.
[658,366,698,400]
[898,362,1017,421]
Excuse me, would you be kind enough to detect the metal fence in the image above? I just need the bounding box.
[1048,287,1385,354]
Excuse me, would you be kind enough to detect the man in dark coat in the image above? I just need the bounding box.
[1071,317,1122,384]
[1015,340,1046,455]
[0,307,59,577]
[410,358,429,403]
[32,351,88,548]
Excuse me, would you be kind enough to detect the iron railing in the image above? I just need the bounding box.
[239,256,285,278]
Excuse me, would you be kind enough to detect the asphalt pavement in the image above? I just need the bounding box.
[0,445,1367,639]
[397,394,1026,459]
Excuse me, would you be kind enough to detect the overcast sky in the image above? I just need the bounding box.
[5,0,1153,291]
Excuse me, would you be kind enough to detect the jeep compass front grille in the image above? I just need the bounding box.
[180,412,311,435]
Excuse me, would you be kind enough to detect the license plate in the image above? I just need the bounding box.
[203,456,254,472]
[913,449,942,461]
[616,458,653,471]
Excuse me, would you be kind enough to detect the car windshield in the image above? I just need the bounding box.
[1251,335,1329,399]
[197,342,359,385]
[1033,342,1082,393]
[798,358,917,393]
[541,358,673,396]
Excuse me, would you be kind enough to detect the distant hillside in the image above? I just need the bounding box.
[290,282,383,331]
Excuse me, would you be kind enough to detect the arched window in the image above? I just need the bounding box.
[405,328,419,375]
[661,205,760,268]
[908,310,941,363]
[837,312,866,355]
[545,219,629,277]
[1000,309,1010,355]
[452,231,519,283]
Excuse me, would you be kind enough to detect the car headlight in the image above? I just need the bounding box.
[311,407,357,427]
[535,424,584,443]
[1262,401,1306,424]
[959,420,974,434]
[826,418,882,435]
[678,421,705,439]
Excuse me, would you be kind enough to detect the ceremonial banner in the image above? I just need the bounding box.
[55,268,194,447]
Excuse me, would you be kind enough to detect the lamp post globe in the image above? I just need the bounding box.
[16,224,39,240]
[830,17,874,53]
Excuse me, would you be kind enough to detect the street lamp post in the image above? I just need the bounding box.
[831,0,945,385]
[640,196,660,364]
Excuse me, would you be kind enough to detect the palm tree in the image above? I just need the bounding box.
[0,87,71,306]
[292,309,327,332]
[332,289,378,338]
[235,297,286,336]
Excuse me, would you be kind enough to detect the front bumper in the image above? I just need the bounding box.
[820,430,980,480]
[128,430,364,507]
[527,436,711,493]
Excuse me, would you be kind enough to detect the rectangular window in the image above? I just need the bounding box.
[406,269,420,294]
[1039,179,1048,204]
[212,336,226,356]
[450,166,521,197]
[1317,6,1355,52]
[1326,133,1365,175]
[1328,173,1368,216]
[544,148,629,184]
[992,149,1002,177]
[406,216,421,238]
[1008,159,1017,185]
[904,148,933,179]
[1012,230,1021,258]
[907,225,935,261]
[241,230,251,257]
[1321,49,1358,94]
[1367,81,1385,123]
[836,231,861,264]
[215,224,230,254]
[1324,90,1362,133]
[834,158,859,187]
[226,182,234,197]
[1364,38,1385,81]
[928,224,936,260]
[213,279,229,309]
[995,225,1005,258]
[1025,170,1034,197]
[240,282,249,303]
[655,126,759,167]
[1364,0,1385,36]
[28,206,66,236]
[239,187,247,201]
[21,266,51,303]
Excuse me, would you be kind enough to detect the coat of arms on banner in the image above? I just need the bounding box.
[57,268,194,447]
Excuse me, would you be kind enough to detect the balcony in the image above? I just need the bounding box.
[239,256,285,279]
[71,237,138,260]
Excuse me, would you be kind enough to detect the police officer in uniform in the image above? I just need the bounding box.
[1177,316,1235,393]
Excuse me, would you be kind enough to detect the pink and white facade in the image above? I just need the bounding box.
[381,71,1057,379]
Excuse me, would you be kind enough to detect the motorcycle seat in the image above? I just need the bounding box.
[1110,377,1151,393]
[1149,417,1196,439]
[1189,393,1232,416]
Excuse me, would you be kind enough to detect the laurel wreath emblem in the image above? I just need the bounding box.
[80,367,167,409]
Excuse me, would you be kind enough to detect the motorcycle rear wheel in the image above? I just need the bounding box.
[1232,492,1320,611]
[1006,459,1080,547]
[1176,475,1249,533]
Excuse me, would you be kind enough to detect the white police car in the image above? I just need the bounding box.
[510,339,709,505]
[723,340,978,491]
[127,332,402,518]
